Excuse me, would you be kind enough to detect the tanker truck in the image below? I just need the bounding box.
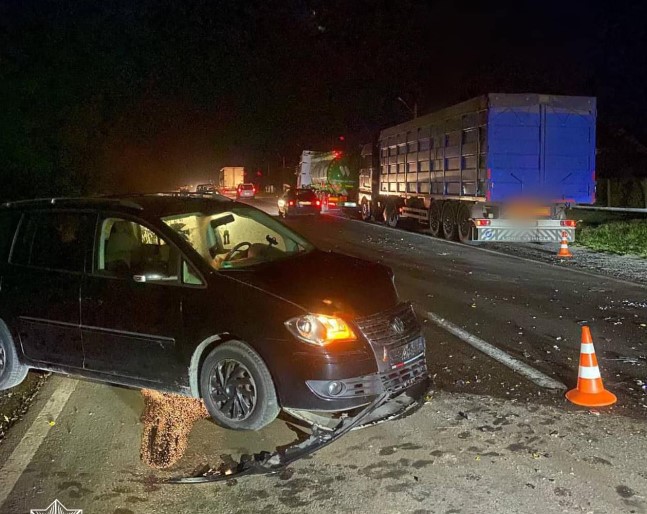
[297,150,358,210]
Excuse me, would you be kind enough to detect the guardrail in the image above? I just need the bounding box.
[570,205,647,213]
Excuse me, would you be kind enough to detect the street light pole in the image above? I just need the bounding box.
[397,96,418,119]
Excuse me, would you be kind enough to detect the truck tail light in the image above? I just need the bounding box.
[560,220,576,227]
[475,219,491,226]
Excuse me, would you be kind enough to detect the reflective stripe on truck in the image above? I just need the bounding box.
[474,220,575,243]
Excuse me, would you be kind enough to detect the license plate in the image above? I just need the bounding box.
[299,201,312,206]
[387,337,425,368]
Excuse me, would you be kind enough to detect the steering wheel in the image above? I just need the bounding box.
[223,241,252,262]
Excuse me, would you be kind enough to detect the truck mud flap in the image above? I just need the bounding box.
[166,389,426,484]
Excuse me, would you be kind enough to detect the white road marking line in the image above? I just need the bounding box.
[426,312,566,390]
[0,377,78,503]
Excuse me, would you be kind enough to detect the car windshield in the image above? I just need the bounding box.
[162,205,314,269]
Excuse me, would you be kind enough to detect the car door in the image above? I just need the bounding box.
[81,215,185,384]
[2,210,95,369]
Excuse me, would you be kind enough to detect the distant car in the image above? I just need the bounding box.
[236,183,256,199]
[196,184,218,194]
[0,194,428,431]
[278,189,321,218]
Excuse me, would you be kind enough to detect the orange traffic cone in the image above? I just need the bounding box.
[566,326,617,407]
[557,231,573,258]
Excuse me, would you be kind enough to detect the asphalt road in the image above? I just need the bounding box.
[0,196,645,514]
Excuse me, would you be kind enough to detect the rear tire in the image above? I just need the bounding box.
[0,321,28,391]
[361,199,371,221]
[385,207,399,228]
[200,341,279,431]
[428,201,442,237]
[441,202,458,240]
[456,203,474,243]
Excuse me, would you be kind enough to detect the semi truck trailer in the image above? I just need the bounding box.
[358,93,596,243]
[218,166,246,197]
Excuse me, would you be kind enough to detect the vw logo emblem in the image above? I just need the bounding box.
[390,317,405,334]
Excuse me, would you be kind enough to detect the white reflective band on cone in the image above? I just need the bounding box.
[580,343,595,354]
[579,366,602,379]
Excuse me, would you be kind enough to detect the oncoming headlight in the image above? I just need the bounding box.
[285,314,356,346]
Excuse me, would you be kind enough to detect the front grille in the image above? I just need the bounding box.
[354,302,420,348]
[381,355,427,393]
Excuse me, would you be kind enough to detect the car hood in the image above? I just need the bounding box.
[228,250,399,317]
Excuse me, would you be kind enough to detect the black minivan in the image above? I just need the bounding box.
[0,194,428,430]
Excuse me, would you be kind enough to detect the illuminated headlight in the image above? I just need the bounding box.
[285,314,356,346]
[278,199,286,207]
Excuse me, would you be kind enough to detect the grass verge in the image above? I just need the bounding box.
[577,220,647,257]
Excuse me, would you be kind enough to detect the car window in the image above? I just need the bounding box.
[182,260,203,285]
[96,217,180,281]
[163,205,313,270]
[297,190,317,201]
[0,211,20,263]
[241,184,254,191]
[11,211,94,272]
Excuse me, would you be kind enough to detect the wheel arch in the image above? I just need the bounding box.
[188,333,232,397]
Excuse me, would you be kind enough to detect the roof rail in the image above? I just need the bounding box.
[1,197,144,210]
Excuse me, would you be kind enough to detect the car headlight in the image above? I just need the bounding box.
[285,314,356,346]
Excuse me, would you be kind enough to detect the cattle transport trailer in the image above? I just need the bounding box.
[358,93,596,243]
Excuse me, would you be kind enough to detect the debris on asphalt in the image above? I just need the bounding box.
[140,389,209,469]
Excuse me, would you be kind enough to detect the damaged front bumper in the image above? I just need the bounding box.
[167,376,431,484]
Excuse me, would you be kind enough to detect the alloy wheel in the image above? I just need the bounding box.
[209,359,257,421]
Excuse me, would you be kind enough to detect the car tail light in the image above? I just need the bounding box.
[560,220,576,227]
[289,200,295,206]
[253,187,256,193]
[475,219,491,226]
[315,200,321,206]
[238,186,242,192]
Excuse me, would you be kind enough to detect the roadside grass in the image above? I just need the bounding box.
[576,220,647,257]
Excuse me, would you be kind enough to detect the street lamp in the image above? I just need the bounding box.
[397,97,418,119]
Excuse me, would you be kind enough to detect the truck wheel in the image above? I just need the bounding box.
[456,203,474,243]
[441,202,457,240]
[200,341,279,431]
[361,199,371,221]
[0,321,28,391]
[428,202,442,237]
[385,207,399,228]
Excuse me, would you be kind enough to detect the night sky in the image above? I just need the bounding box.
[1,0,646,196]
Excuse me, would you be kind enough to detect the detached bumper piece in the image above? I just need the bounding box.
[167,381,430,485]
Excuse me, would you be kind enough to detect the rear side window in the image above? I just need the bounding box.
[11,212,95,272]
[0,211,20,263]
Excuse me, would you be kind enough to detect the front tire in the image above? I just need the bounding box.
[0,322,28,391]
[200,341,279,431]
